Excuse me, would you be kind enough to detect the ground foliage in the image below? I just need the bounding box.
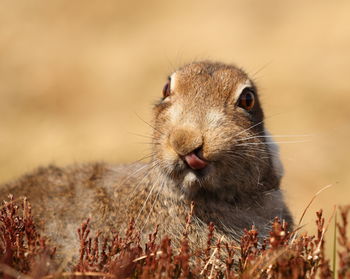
[0,195,349,279]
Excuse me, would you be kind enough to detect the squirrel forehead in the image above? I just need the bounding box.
[171,62,251,99]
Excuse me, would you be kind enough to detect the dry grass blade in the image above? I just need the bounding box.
[297,184,333,228]
[0,263,33,279]
[333,211,337,277]
[200,236,224,275]
[247,247,289,277]
[41,271,115,278]
[133,251,163,262]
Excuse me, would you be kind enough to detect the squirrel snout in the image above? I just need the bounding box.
[169,128,203,156]
[169,128,208,170]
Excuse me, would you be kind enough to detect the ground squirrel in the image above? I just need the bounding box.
[0,61,293,266]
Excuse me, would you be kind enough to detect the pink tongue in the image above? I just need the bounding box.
[184,152,208,170]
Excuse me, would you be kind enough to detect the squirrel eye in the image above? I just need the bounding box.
[162,78,171,99]
[237,88,255,111]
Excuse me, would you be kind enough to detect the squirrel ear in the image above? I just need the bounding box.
[264,129,284,179]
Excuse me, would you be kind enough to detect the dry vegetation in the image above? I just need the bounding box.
[0,196,349,279]
[1,0,350,273]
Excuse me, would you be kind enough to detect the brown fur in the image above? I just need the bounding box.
[0,61,293,267]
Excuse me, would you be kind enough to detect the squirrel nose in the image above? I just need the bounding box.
[169,128,202,156]
[169,128,208,170]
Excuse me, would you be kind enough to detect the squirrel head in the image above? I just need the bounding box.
[151,61,282,201]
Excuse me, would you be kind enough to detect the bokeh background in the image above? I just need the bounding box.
[1,0,349,255]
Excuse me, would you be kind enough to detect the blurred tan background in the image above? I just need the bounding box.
[1,0,349,249]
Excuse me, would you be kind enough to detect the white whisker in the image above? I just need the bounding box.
[140,186,161,232]
[238,134,311,141]
[234,120,264,137]
[236,139,310,146]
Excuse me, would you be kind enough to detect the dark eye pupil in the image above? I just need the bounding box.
[245,92,253,107]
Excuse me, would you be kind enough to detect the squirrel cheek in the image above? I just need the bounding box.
[162,142,183,164]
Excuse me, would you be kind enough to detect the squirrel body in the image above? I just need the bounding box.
[0,61,293,265]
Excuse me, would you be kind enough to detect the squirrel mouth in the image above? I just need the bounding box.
[183,151,208,170]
